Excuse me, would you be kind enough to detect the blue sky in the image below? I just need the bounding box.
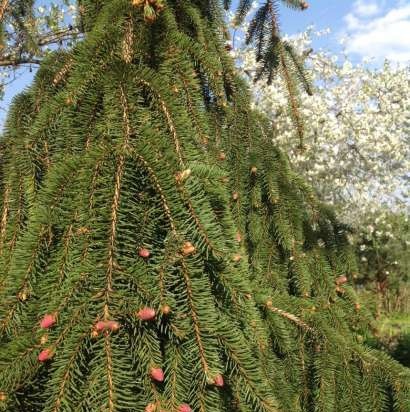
[1,0,410,127]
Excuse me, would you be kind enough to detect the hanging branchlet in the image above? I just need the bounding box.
[280,0,309,10]
[279,46,306,149]
[282,41,313,96]
[223,0,232,11]
[233,0,254,27]
[239,0,310,147]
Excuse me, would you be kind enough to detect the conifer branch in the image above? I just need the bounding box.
[50,332,89,412]
[177,184,220,255]
[283,41,313,96]
[266,304,314,332]
[137,77,185,167]
[241,0,308,146]
[89,160,103,212]
[178,71,209,145]
[0,184,10,252]
[55,271,89,315]
[279,49,305,148]
[0,175,24,282]
[120,85,132,149]
[57,223,75,284]
[180,259,210,374]
[121,17,134,64]
[52,58,74,87]
[104,154,124,312]
[133,152,178,235]
[104,335,115,412]
[0,225,50,335]
[220,335,278,411]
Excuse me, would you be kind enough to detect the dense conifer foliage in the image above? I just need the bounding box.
[0,1,408,411]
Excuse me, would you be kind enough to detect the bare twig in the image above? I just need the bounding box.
[0,57,41,67]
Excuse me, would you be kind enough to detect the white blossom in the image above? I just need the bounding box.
[232,26,409,226]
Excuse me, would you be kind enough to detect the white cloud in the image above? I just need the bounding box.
[342,1,410,63]
[353,0,381,17]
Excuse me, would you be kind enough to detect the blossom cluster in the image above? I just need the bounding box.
[229,22,409,225]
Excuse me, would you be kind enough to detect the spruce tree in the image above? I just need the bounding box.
[0,1,409,411]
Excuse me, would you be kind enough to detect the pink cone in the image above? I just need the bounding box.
[336,275,348,285]
[40,314,56,329]
[150,367,165,382]
[95,321,107,331]
[214,374,224,387]
[139,248,150,258]
[107,320,120,331]
[178,404,192,412]
[38,348,53,362]
[145,404,156,412]
[138,307,156,321]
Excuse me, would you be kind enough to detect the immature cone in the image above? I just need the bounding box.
[354,303,361,311]
[335,275,348,285]
[145,404,156,412]
[232,192,239,201]
[181,241,196,256]
[94,320,120,333]
[161,304,171,315]
[18,290,28,301]
[150,367,165,382]
[301,1,309,10]
[178,404,192,412]
[224,43,233,51]
[95,321,107,332]
[40,314,56,329]
[139,247,151,258]
[76,226,90,235]
[38,348,53,362]
[143,4,157,23]
[235,232,242,242]
[0,392,6,401]
[107,320,120,331]
[250,166,257,174]
[176,169,191,183]
[336,286,345,295]
[233,254,242,262]
[218,152,226,160]
[214,374,224,387]
[138,307,156,321]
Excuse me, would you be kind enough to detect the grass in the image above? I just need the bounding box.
[377,312,410,338]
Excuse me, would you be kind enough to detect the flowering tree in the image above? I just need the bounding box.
[231,26,410,224]
[0,0,78,100]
